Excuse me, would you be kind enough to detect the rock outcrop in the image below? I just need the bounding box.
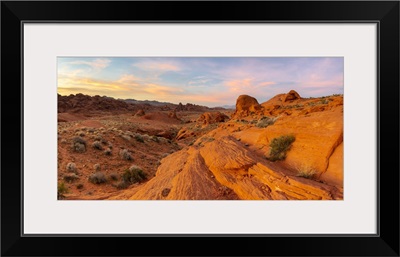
[197,112,229,126]
[232,95,263,118]
[281,90,301,102]
[58,93,136,114]
[110,133,342,200]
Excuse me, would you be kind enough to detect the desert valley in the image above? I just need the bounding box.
[57,90,343,200]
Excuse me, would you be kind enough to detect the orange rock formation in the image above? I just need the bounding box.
[110,91,344,200]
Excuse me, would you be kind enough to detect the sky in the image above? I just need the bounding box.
[57,57,343,107]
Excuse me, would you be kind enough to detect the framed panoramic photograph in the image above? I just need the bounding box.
[2,1,399,256]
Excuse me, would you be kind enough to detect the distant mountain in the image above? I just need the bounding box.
[122,99,174,107]
[58,93,231,114]
[217,105,235,110]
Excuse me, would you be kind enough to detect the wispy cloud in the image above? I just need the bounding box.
[58,57,343,107]
[69,58,111,71]
[133,60,181,72]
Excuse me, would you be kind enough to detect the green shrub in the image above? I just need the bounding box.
[88,172,107,184]
[151,135,160,143]
[66,162,77,173]
[256,116,276,128]
[122,165,147,184]
[266,135,295,161]
[72,137,87,153]
[109,173,119,181]
[72,136,87,145]
[119,149,133,161]
[58,182,68,199]
[93,163,101,171]
[63,173,79,183]
[104,148,112,156]
[319,99,329,105]
[115,181,129,189]
[135,134,144,143]
[296,164,317,179]
[92,141,103,150]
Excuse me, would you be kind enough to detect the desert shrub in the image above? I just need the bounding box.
[93,163,101,172]
[134,134,144,143]
[296,164,317,179]
[256,116,276,128]
[142,134,151,141]
[121,134,131,141]
[66,162,77,174]
[92,141,103,150]
[104,148,112,156]
[88,172,107,184]
[319,99,329,104]
[109,173,119,181]
[63,173,79,183]
[76,131,86,137]
[72,137,87,153]
[122,165,147,184]
[72,136,87,145]
[76,183,84,189]
[57,182,68,199]
[266,135,295,161]
[119,149,133,161]
[161,188,171,197]
[115,181,129,189]
[151,135,160,143]
[73,142,86,153]
[125,131,134,137]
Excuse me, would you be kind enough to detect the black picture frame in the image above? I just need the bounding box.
[1,1,399,256]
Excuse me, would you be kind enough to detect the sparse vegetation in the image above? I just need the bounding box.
[319,99,329,105]
[72,136,86,145]
[266,135,296,161]
[76,183,84,189]
[151,135,160,143]
[201,136,215,143]
[296,165,317,179]
[135,134,144,143]
[66,162,77,173]
[122,165,147,184]
[93,163,101,171]
[121,134,131,141]
[72,136,87,153]
[256,116,276,128]
[104,148,112,156]
[115,181,129,189]
[57,182,68,199]
[109,173,119,181]
[63,173,79,183]
[161,188,171,197]
[119,149,133,161]
[88,172,107,184]
[92,141,103,150]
